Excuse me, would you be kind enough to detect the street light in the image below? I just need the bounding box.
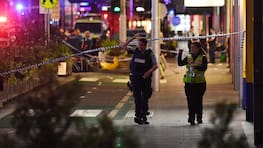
[16,3,24,11]
[136,7,145,12]
[0,16,7,23]
[111,0,120,13]
[113,6,120,12]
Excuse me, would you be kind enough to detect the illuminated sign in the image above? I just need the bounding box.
[172,16,181,26]
[40,0,58,9]
[184,0,225,7]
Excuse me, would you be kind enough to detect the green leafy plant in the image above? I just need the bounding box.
[198,103,249,148]
[101,39,122,56]
[0,77,140,148]
[0,40,72,84]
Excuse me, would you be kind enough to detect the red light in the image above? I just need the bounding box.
[103,14,108,20]
[0,16,7,23]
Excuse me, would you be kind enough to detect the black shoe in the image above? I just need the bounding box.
[142,117,150,125]
[188,118,195,125]
[190,121,195,126]
[143,120,150,125]
[134,117,143,125]
[197,120,203,124]
[188,118,193,123]
[146,111,150,115]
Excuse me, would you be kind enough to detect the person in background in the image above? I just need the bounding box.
[67,29,83,50]
[199,29,208,53]
[207,28,216,63]
[177,42,208,125]
[81,30,93,51]
[120,35,158,125]
[187,26,196,53]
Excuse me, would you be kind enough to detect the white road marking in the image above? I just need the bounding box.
[70,109,102,117]
[106,76,113,79]
[125,110,154,118]
[160,79,167,83]
[79,78,99,82]
[112,78,130,83]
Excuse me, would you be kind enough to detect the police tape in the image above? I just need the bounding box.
[0,42,119,76]
[150,31,243,41]
[0,31,245,76]
[160,49,178,53]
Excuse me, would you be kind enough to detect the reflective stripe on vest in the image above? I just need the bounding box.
[183,54,206,83]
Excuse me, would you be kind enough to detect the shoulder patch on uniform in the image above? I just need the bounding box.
[146,48,152,52]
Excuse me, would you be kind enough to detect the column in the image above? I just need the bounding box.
[253,0,263,146]
[151,0,160,92]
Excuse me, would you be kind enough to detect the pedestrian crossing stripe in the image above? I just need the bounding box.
[125,110,154,118]
[79,77,166,84]
[40,0,58,9]
[79,78,99,82]
[70,109,102,117]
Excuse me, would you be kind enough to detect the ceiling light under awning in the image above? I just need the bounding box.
[136,7,145,12]
[184,0,225,7]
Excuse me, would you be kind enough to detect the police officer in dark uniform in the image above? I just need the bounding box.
[178,42,207,125]
[121,35,158,125]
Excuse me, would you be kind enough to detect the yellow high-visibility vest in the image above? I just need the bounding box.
[183,54,206,83]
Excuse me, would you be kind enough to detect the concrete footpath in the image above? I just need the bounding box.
[0,58,255,148]
[114,58,255,148]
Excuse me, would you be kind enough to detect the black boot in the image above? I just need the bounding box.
[197,115,203,124]
[188,118,195,126]
[146,111,150,115]
[142,117,150,125]
[134,117,143,125]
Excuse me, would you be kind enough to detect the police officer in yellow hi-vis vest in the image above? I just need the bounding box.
[178,42,207,126]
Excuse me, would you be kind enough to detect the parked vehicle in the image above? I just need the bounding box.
[74,14,106,38]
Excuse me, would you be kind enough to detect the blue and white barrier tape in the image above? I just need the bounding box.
[0,31,245,76]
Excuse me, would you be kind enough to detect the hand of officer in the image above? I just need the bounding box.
[143,70,152,79]
[119,42,125,48]
[120,33,140,48]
